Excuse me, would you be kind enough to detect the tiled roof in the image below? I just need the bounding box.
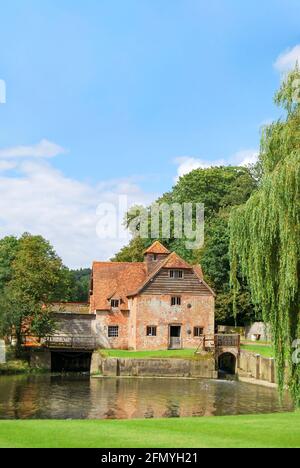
[91,242,214,310]
[162,251,191,269]
[91,262,147,311]
[192,264,204,279]
[144,241,170,255]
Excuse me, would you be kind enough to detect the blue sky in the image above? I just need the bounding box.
[0,0,300,267]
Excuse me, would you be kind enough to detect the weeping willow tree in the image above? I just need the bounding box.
[230,67,300,403]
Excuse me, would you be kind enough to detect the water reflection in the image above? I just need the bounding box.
[0,374,294,420]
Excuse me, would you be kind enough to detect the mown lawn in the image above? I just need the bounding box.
[99,348,198,359]
[241,344,274,358]
[102,345,274,360]
[0,412,299,448]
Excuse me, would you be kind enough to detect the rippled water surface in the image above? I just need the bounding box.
[0,374,294,420]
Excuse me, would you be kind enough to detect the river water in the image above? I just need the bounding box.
[0,374,293,420]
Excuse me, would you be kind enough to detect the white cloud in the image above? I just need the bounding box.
[233,149,259,167]
[174,149,259,180]
[0,139,67,159]
[274,45,300,74]
[174,156,225,181]
[0,161,17,172]
[0,155,156,268]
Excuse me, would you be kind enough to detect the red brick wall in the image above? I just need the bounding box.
[135,293,214,350]
[95,310,129,349]
[94,294,214,351]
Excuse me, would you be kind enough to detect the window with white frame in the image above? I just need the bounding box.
[111,299,120,308]
[171,296,181,306]
[146,326,157,337]
[194,327,204,337]
[169,270,184,279]
[108,326,119,338]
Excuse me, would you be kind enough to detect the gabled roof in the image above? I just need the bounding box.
[162,251,191,269]
[127,251,203,297]
[192,265,216,297]
[144,241,170,255]
[91,242,215,310]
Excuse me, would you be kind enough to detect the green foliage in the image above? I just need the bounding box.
[111,237,145,262]
[0,233,70,351]
[30,310,56,339]
[230,66,300,403]
[67,268,91,302]
[11,233,67,303]
[0,236,19,292]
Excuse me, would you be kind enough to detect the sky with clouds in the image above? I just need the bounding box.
[0,0,300,267]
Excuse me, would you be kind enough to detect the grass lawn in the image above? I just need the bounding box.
[99,348,198,359]
[102,345,274,359]
[0,412,299,448]
[241,344,274,358]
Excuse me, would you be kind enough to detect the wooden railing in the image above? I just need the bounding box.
[195,334,240,354]
[215,334,240,348]
[22,334,97,350]
[44,335,97,350]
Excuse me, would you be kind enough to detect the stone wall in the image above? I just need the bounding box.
[245,322,271,341]
[91,353,217,379]
[237,350,276,384]
[30,349,51,370]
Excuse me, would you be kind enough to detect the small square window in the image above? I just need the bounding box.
[170,270,183,279]
[108,326,119,338]
[146,326,157,337]
[171,296,181,306]
[194,327,204,337]
[111,299,119,308]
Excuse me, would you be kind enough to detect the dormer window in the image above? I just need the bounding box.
[171,296,181,306]
[111,299,120,308]
[153,254,158,261]
[170,270,184,279]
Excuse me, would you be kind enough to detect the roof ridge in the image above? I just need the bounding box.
[144,240,170,255]
[127,250,194,297]
[92,261,143,265]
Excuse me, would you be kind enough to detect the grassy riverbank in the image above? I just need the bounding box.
[240,344,274,358]
[99,348,198,359]
[0,412,298,448]
[101,345,274,360]
[0,359,30,375]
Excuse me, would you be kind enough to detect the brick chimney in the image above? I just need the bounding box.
[143,241,170,275]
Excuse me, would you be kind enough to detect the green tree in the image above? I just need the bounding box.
[230,67,300,402]
[0,233,69,353]
[0,236,19,291]
[67,268,92,302]
[112,237,145,262]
